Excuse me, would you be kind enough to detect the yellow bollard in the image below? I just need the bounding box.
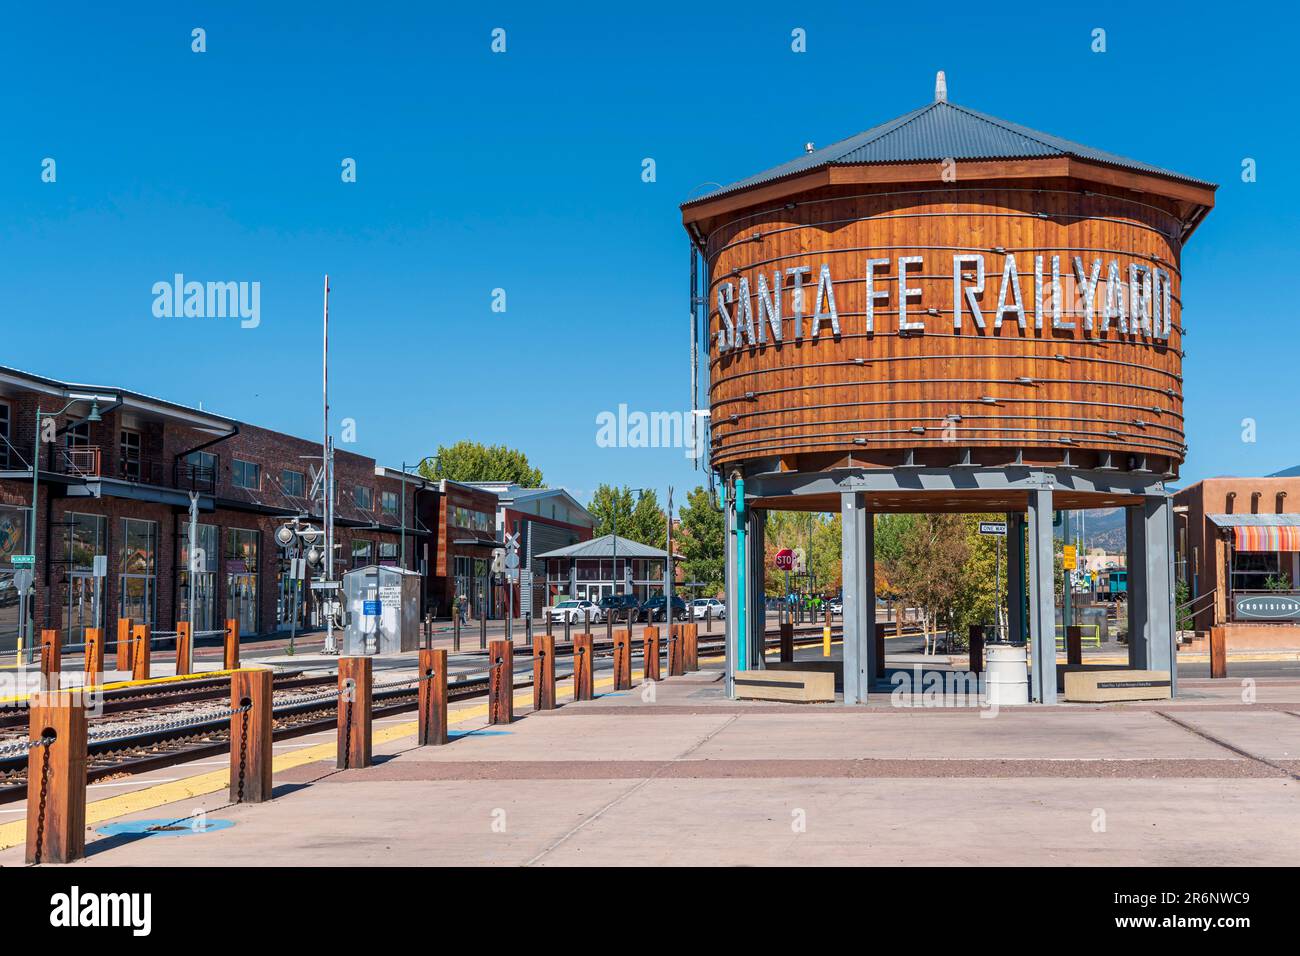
[823,625,831,657]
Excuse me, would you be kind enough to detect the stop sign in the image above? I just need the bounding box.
[774,548,795,571]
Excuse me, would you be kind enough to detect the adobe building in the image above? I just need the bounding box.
[1174,476,1300,648]
[682,76,1216,703]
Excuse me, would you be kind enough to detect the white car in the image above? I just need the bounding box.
[547,599,604,624]
[690,598,726,620]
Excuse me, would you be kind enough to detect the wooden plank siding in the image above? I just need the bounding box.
[698,175,1194,478]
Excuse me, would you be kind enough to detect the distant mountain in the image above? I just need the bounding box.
[1268,465,1300,477]
[1075,507,1126,553]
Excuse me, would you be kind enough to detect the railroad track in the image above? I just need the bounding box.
[0,626,871,801]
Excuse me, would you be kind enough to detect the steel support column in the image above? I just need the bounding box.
[748,509,767,669]
[1131,494,1176,690]
[1126,503,1149,669]
[1027,486,1057,704]
[1006,511,1026,643]
[723,487,737,697]
[840,492,871,704]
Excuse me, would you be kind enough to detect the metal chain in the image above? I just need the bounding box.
[32,741,51,866]
[275,686,345,710]
[0,734,56,760]
[86,704,248,745]
[236,707,249,803]
[342,697,354,770]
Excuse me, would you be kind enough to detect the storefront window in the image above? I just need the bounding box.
[119,517,157,627]
[226,528,259,635]
[178,524,218,633]
[0,504,29,652]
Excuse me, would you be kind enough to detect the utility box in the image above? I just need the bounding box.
[341,565,421,655]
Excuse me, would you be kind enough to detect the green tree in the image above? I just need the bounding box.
[678,485,724,596]
[420,441,543,487]
[588,484,636,539]
[886,513,970,653]
[628,490,667,547]
[762,511,841,597]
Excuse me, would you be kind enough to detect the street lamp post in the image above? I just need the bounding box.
[612,487,644,606]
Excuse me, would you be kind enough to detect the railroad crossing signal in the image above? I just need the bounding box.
[503,531,520,570]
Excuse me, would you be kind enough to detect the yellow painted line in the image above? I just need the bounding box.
[0,668,636,851]
[0,668,251,705]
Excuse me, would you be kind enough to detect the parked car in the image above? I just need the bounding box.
[639,595,687,622]
[547,599,604,624]
[829,599,843,616]
[690,598,726,620]
[598,594,641,620]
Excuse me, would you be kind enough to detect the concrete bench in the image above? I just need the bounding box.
[766,659,843,690]
[735,669,835,703]
[1063,669,1172,703]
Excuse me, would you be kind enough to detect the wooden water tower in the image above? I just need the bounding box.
[682,76,1216,703]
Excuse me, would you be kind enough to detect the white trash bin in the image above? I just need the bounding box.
[984,643,1029,706]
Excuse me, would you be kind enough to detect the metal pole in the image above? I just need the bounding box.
[26,408,41,663]
[322,275,336,655]
[400,461,406,570]
[186,491,199,673]
[665,486,674,638]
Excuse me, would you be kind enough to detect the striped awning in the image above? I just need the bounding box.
[1207,514,1300,552]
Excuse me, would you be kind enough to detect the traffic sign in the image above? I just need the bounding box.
[773,548,795,571]
[310,580,341,591]
[1063,544,1077,570]
[12,569,33,593]
[10,555,34,568]
[978,521,1007,536]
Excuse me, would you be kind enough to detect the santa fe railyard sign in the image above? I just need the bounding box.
[714,252,1174,353]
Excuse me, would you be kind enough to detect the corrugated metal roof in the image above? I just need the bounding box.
[535,533,666,559]
[685,100,1215,205]
[1207,514,1300,528]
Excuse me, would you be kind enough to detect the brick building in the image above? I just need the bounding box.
[0,365,456,651]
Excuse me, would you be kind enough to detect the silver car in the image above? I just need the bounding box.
[690,598,726,620]
[547,599,604,624]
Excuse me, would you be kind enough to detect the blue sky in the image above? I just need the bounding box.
[0,1,1294,508]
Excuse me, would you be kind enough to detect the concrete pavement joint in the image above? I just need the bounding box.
[522,713,741,866]
[1153,710,1300,781]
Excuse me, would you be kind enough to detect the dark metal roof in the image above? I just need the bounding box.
[684,99,1216,206]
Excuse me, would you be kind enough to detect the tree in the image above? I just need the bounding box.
[628,490,667,547]
[677,485,724,596]
[885,513,970,654]
[420,441,543,487]
[588,485,636,539]
[762,510,841,597]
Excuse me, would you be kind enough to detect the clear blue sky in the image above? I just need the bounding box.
[1,2,1294,509]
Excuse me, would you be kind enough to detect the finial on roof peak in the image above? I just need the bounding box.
[935,70,947,102]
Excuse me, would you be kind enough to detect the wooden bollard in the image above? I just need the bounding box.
[668,624,685,676]
[533,635,556,711]
[115,617,133,670]
[175,621,192,676]
[418,648,448,745]
[875,623,887,679]
[25,690,87,864]
[83,628,103,686]
[612,628,632,690]
[779,621,794,663]
[229,668,273,803]
[683,622,699,671]
[572,633,594,701]
[131,624,151,681]
[642,626,661,682]
[39,629,60,690]
[224,617,240,670]
[969,624,985,674]
[488,639,514,724]
[1065,624,1083,668]
[336,657,372,770]
[1210,625,1227,679]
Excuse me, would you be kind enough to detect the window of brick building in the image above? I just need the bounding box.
[281,469,305,497]
[382,491,398,516]
[119,429,141,480]
[232,458,260,490]
[354,486,372,510]
[0,401,10,468]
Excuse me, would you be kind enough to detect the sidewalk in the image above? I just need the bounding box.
[7,663,1297,867]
